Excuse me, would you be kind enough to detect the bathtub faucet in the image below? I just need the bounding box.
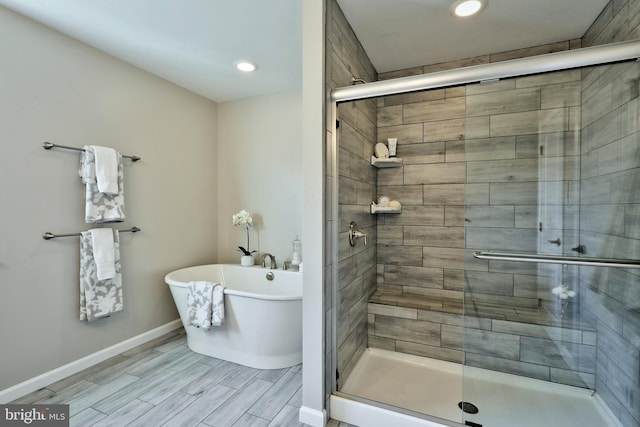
[261,253,277,269]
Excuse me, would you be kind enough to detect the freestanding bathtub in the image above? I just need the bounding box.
[164,264,302,370]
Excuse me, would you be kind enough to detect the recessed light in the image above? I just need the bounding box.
[235,61,258,72]
[451,0,486,18]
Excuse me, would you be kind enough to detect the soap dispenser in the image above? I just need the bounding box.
[291,236,302,271]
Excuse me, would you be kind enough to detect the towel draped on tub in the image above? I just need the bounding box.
[187,281,224,330]
[79,229,123,321]
[79,145,125,223]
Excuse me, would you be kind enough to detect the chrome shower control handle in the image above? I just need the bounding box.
[348,222,367,247]
[353,230,367,246]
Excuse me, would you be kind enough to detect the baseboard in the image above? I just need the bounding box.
[0,319,182,403]
[299,405,327,427]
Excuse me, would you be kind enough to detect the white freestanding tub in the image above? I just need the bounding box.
[164,264,302,369]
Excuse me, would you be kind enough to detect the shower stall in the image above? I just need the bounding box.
[328,41,640,427]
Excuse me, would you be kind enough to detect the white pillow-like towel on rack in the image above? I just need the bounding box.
[90,228,116,280]
[92,145,119,195]
[187,281,224,330]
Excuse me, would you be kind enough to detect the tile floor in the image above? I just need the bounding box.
[12,328,355,427]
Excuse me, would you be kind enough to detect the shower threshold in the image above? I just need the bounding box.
[336,348,620,427]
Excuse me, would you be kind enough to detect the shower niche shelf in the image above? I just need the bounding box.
[370,156,402,168]
[371,205,402,214]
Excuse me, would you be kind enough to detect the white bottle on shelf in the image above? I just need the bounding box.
[291,236,302,271]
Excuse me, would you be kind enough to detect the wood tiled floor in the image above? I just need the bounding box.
[12,328,354,427]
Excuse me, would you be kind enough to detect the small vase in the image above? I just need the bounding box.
[240,255,255,267]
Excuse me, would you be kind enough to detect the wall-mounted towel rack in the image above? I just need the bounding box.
[43,226,141,240]
[42,142,141,162]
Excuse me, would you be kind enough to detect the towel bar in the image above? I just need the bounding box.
[473,251,640,269]
[43,226,141,240]
[43,142,141,162]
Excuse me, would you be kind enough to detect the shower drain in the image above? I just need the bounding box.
[458,401,479,414]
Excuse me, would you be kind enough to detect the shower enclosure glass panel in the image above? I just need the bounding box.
[462,60,640,427]
[332,54,640,427]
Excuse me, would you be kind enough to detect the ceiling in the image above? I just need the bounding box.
[0,0,610,102]
[0,0,302,102]
[337,0,610,73]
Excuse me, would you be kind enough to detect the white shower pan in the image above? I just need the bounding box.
[333,348,621,427]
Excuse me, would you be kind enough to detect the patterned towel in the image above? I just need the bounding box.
[79,145,125,223]
[79,229,123,321]
[187,282,224,330]
[212,284,224,326]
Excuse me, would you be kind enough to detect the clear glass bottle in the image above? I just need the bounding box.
[291,236,302,270]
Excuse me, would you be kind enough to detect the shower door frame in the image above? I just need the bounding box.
[328,39,640,427]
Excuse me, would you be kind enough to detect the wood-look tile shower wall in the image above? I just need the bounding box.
[369,40,601,389]
[327,0,640,425]
[580,1,640,426]
[326,0,378,389]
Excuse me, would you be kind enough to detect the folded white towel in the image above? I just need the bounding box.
[187,281,224,330]
[90,228,116,280]
[92,145,119,195]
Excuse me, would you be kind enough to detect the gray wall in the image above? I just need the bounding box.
[216,92,303,265]
[0,7,218,391]
[581,1,640,426]
[326,0,378,389]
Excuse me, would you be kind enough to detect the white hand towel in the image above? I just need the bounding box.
[90,228,116,280]
[92,145,119,195]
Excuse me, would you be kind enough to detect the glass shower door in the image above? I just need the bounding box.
[334,91,468,426]
[461,60,640,427]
